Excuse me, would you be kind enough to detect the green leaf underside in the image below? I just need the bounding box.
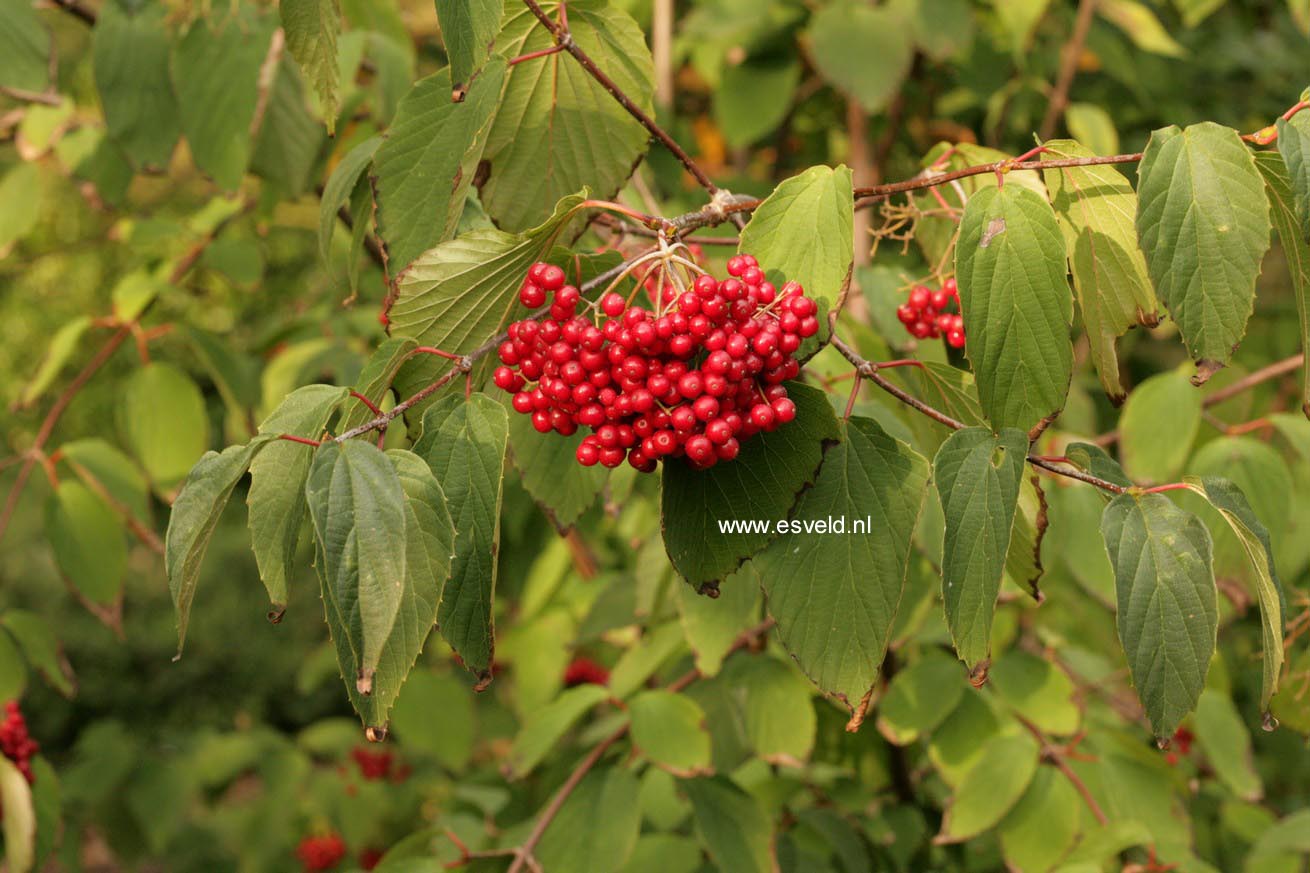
[1042,140,1158,402]
[481,1,654,231]
[320,451,454,728]
[93,1,180,168]
[373,58,506,274]
[1135,123,1271,378]
[1181,476,1284,713]
[738,165,855,311]
[414,394,508,677]
[934,427,1029,669]
[955,183,1074,433]
[280,0,342,133]
[662,382,840,586]
[306,441,409,692]
[683,776,775,873]
[507,411,606,531]
[167,437,275,655]
[435,0,501,86]
[247,385,349,608]
[753,416,929,709]
[1252,150,1310,416]
[1276,113,1310,242]
[1100,491,1217,739]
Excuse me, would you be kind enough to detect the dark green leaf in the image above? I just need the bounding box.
[45,481,127,607]
[0,0,51,92]
[1253,150,1310,416]
[250,57,323,197]
[506,410,607,532]
[536,768,641,873]
[281,0,342,132]
[1065,441,1132,490]
[1276,112,1310,241]
[93,1,180,168]
[434,0,501,86]
[683,776,775,873]
[318,135,380,266]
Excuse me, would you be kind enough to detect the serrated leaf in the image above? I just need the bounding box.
[481,1,653,231]
[1100,491,1217,739]
[435,0,501,86]
[507,410,606,531]
[753,416,929,710]
[45,482,127,607]
[934,427,1029,669]
[0,0,51,93]
[374,58,505,274]
[506,684,611,778]
[319,136,380,267]
[1253,150,1310,416]
[0,758,35,873]
[876,651,967,746]
[628,691,713,776]
[306,440,409,692]
[119,362,210,496]
[281,0,342,133]
[16,316,92,409]
[936,732,1039,843]
[1180,476,1285,713]
[1194,688,1262,800]
[1135,123,1271,381]
[683,776,775,873]
[322,450,455,728]
[998,767,1083,873]
[248,385,349,608]
[1,612,74,698]
[956,183,1073,433]
[414,394,508,679]
[166,437,274,655]
[537,768,641,873]
[1043,140,1158,402]
[1118,366,1202,483]
[662,382,840,586]
[806,2,913,112]
[1279,113,1310,242]
[92,1,180,169]
[738,165,854,311]
[171,9,274,189]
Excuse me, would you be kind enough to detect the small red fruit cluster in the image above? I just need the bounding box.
[563,656,610,687]
[296,832,347,872]
[351,745,394,781]
[1,701,38,784]
[1163,726,1194,766]
[896,278,965,348]
[494,255,818,471]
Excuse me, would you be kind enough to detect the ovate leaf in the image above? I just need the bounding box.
[166,438,274,655]
[536,768,641,873]
[250,57,323,197]
[318,135,380,266]
[1100,491,1217,739]
[434,0,501,86]
[1194,688,1262,800]
[45,482,127,606]
[876,651,968,746]
[1118,367,1202,483]
[806,1,914,113]
[1135,123,1271,382]
[683,776,775,873]
[92,1,180,169]
[676,566,761,678]
[997,767,1083,872]
[956,183,1074,433]
[506,684,611,778]
[119,362,210,496]
[2,612,74,698]
[753,416,929,711]
[0,0,51,92]
[934,427,1029,670]
[628,691,713,776]
[936,732,1039,843]
[989,650,1080,735]
[16,316,92,410]
[280,0,342,132]
[1252,151,1310,416]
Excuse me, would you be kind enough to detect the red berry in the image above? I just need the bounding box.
[601,293,626,317]
[520,283,546,308]
[943,277,958,296]
[540,264,566,291]
[576,441,601,466]
[909,285,930,309]
[772,397,796,424]
[931,290,950,310]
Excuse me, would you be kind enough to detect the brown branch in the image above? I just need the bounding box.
[1201,353,1303,408]
[62,456,164,554]
[1039,0,1098,141]
[0,85,62,106]
[1015,714,1109,826]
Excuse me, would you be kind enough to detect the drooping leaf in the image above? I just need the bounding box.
[318,135,380,266]
[955,183,1074,433]
[753,416,929,710]
[1118,366,1202,483]
[1100,491,1217,739]
[45,482,127,607]
[305,440,409,693]
[0,0,51,92]
[507,410,606,532]
[280,0,342,132]
[933,427,1029,669]
[373,58,506,274]
[247,385,349,608]
[1065,441,1133,490]
[506,684,611,779]
[92,0,180,168]
[1135,123,1271,382]
[434,0,501,86]
[876,651,968,746]
[119,362,210,496]
[663,382,840,587]
[628,691,713,776]
[738,165,855,311]
[166,438,275,655]
[480,1,654,231]
[1042,140,1158,402]
[936,732,1040,843]
[806,1,913,112]
[1252,150,1310,417]
[536,768,642,873]
[683,776,775,873]
[414,394,509,679]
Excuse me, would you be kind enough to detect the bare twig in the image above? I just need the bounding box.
[1015,714,1109,826]
[1039,0,1098,141]
[1201,354,1303,408]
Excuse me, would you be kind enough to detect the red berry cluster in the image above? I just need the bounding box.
[296,832,347,872]
[896,278,965,348]
[563,656,610,687]
[350,745,394,781]
[1163,726,1194,766]
[494,255,818,472]
[1,702,38,784]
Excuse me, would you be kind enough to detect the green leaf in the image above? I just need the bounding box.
[28,758,58,871]
[998,767,1083,873]
[434,0,501,86]
[374,58,506,274]
[989,0,1051,51]
[955,183,1074,433]
[0,163,42,253]
[389,670,475,770]
[250,57,323,198]
[119,362,211,496]
[0,758,35,873]
[663,382,840,586]
[1065,441,1133,490]
[753,416,929,710]
[1194,688,1262,800]
[807,2,913,112]
[506,684,611,778]
[318,135,380,266]
[1245,809,1310,872]
[936,732,1040,843]
[934,427,1029,669]
[16,316,92,410]
[683,776,775,873]
[1064,103,1120,157]
[58,439,151,523]
[281,0,342,133]
[875,651,967,746]
[1042,140,1158,402]
[306,440,409,693]
[714,58,800,149]
[481,1,654,231]
[339,337,417,432]
[1100,491,1217,739]
[45,481,127,607]
[536,768,641,873]
[1179,476,1285,714]
[609,622,687,699]
[1173,0,1225,26]
[1,611,74,698]
[1253,150,1310,416]
[92,1,180,169]
[738,165,854,311]
[322,450,455,729]
[628,690,713,776]
[0,631,25,703]
[171,9,274,190]
[414,394,509,679]
[726,656,816,765]
[248,385,349,608]
[1098,0,1186,57]
[388,191,585,406]
[166,438,274,655]
[111,268,162,322]
[619,835,703,873]
[1118,366,1202,483]
[989,650,1080,736]
[507,402,606,531]
[675,566,761,678]
[1278,113,1310,242]
[1135,123,1271,382]
[0,0,51,92]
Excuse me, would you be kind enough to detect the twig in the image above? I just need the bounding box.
[1201,354,1303,408]
[1015,714,1109,826]
[1039,0,1098,140]
[0,86,62,106]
